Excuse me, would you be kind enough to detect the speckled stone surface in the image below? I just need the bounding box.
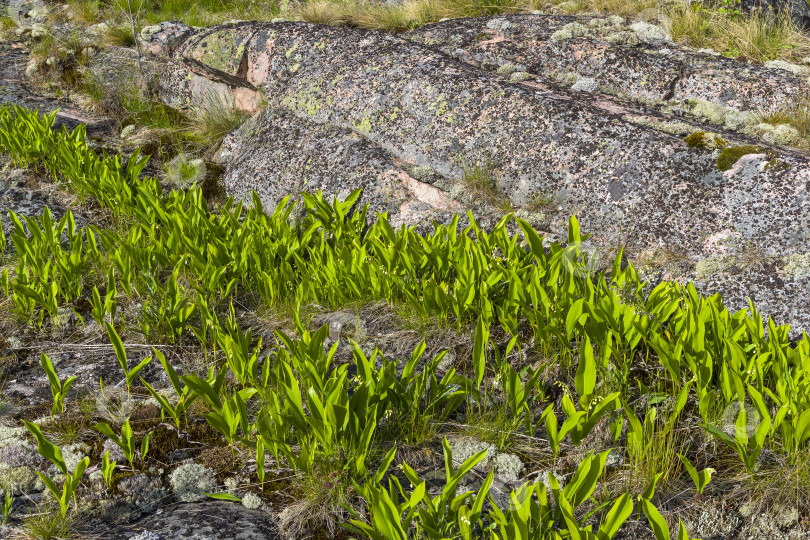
[94,501,279,540]
[144,17,810,333]
[405,15,808,122]
[215,107,462,228]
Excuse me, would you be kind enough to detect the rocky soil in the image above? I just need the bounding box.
[0,41,112,137]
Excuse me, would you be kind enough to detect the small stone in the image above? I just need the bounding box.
[604,449,623,471]
[435,350,455,373]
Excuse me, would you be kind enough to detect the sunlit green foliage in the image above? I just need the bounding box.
[3,104,810,539]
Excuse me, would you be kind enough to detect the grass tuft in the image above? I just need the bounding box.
[184,93,250,151]
[757,91,810,143]
[460,151,514,212]
[68,0,102,24]
[18,510,75,540]
[279,464,360,539]
[103,24,137,47]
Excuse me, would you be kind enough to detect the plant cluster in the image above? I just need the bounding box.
[1,105,809,537]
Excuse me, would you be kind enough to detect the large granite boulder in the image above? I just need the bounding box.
[143,16,810,333]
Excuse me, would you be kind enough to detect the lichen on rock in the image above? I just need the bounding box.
[628,22,671,46]
[550,22,590,42]
[494,453,525,482]
[170,463,217,502]
[696,256,733,279]
[784,252,810,277]
[0,466,44,495]
[242,492,263,509]
[571,76,598,93]
[447,437,498,472]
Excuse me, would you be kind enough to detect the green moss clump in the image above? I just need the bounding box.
[716,145,764,171]
[764,157,791,173]
[684,131,707,148]
[684,131,729,149]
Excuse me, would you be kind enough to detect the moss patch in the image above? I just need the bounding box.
[685,131,728,149]
[716,145,764,171]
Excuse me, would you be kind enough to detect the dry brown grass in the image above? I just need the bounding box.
[669,8,810,62]
[548,0,661,17]
[290,0,810,62]
[292,0,528,32]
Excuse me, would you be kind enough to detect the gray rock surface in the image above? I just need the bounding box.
[215,107,463,227]
[94,501,279,540]
[145,17,810,333]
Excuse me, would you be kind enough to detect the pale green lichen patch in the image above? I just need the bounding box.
[496,63,516,76]
[756,123,802,147]
[550,22,590,42]
[784,253,810,277]
[353,115,373,133]
[0,466,43,495]
[696,256,733,279]
[190,30,250,75]
[686,100,756,131]
[623,115,696,137]
[0,426,28,450]
[763,60,810,77]
[509,71,532,83]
